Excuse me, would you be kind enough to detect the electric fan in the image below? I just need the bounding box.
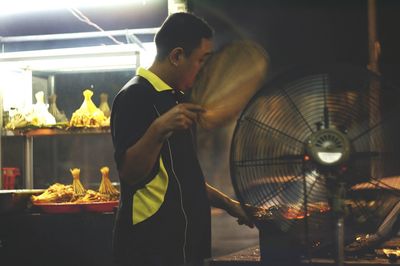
[230,64,400,264]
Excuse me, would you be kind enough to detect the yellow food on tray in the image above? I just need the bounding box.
[383,248,400,258]
[70,168,86,200]
[5,91,57,129]
[70,89,109,128]
[31,166,119,205]
[5,113,29,130]
[28,91,57,127]
[74,189,111,203]
[31,183,74,203]
[99,166,120,201]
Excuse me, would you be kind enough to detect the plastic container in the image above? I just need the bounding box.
[2,167,20,189]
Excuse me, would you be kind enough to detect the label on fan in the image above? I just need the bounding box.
[317,152,342,164]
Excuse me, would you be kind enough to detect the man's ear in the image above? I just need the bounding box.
[169,47,184,66]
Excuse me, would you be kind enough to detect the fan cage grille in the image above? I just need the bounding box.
[230,65,400,251]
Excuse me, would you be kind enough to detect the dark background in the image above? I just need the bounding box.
[1,0,399,77]
[2,0,400,112]
[1,0,400,261]
[1,0,400,190]
[2,0,400,103]
[190,0,400,82]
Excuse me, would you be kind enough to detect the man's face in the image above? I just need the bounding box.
[177,38,213,92]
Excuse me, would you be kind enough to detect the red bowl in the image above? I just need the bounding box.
[80,201,119,213]
[33,202,82,214]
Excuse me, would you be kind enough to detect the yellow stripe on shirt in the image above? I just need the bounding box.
[137,67,173,92]
[132,156,169,225]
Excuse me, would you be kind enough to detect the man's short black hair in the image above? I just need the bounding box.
[155,12,214,60]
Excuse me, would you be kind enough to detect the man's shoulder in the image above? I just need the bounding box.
[115,76,155,101]
[120,76,153,94]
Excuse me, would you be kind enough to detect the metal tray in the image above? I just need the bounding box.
[0,189,45,214]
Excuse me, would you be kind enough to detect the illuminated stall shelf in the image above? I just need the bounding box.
[0,28,157,189]
[2,128,111,137]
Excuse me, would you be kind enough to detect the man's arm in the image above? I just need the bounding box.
[118,103,205,185]
[206,183,254,228]
[118,118,166,185]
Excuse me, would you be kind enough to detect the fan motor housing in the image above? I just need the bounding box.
[306,128,350,166]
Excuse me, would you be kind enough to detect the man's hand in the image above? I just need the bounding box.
[226,200,255,228]
[154,103,205,140]
[206,183,255,228]
[118,102,204,185]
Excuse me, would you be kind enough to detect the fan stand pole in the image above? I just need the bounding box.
[336,216,345,266]
[302,163,313,264]
[334,182,346,266]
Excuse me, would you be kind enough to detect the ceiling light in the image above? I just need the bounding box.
[1,0,149,16]
[0,43,156,72]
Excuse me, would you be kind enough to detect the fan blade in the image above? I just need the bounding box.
[260,175,304,202]
[243,117,305,145]
[281,86,315,133]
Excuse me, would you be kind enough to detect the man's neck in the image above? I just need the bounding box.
[148,61,176,89]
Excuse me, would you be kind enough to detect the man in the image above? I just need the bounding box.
[111,12,252,266]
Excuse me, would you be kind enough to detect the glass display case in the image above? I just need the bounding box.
[0,31,156,190]
[0,32,157,266]
[2,70,136,190]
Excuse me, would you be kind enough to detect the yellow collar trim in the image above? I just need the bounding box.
[137,67,173,92]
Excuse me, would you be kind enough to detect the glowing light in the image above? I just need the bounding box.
[1,0,149,15]
[317,152,342,164]
[0,43,156,72]
[0,43,156,112]
[0,69,32,112]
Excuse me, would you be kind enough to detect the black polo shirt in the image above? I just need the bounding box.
[111,67,211,265]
